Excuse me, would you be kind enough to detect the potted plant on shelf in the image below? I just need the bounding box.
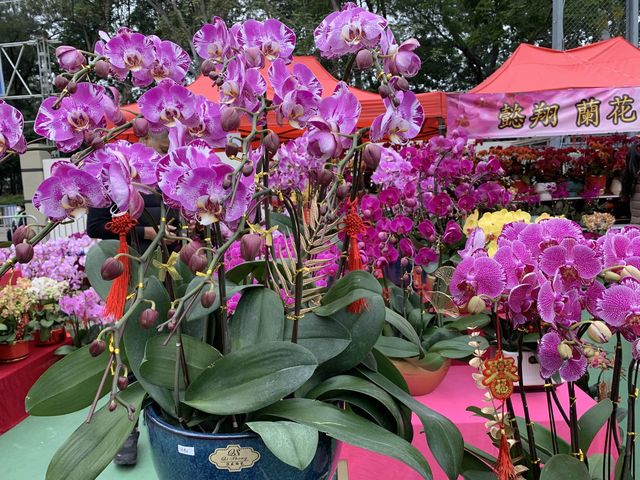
[27,277,69,345]
[58,287,106,352]
[0,277,33,362]
[5,5,468,480]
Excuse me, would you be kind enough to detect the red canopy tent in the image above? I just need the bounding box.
[471,37,640,94]
[121,55,446,141]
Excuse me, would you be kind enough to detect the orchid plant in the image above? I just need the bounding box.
[5,4,468,480]
[448,213,640,479]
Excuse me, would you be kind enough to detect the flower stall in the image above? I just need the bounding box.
[2,4,640,480]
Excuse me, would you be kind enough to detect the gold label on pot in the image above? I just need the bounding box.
[208,445,260,472]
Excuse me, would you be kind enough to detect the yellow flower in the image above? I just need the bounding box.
[463,210,479,234]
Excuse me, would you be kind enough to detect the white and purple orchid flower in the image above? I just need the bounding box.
[193,16,234,62]
[0,100,26,157]
[236,19,296,64]
[138,79,197,131]
[34,83,117,152]
[33,162,109,221]
[371,91,424,144]
[537,330,588,382]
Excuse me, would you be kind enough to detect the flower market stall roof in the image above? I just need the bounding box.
[448,37,640,139]
[470,37,640,94]
[120,55,446,141]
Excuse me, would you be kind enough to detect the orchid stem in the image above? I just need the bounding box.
[517,332,540,478]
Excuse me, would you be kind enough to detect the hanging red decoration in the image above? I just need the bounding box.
[343,198,368,313]
[103,212,137,320]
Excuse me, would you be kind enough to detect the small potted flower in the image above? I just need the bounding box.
[0,277,33,362]
[58,287,106,350]
[27,277,69,345]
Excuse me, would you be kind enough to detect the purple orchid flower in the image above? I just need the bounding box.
[418,220,436,242]
[269,59,322,103]
[314,2,387,59]
[508,272,542,326]
[428,192,453,216]
[138,79,197,130]
[168,96,227,150]
[494,240,535,288]
[370,147,415,190]
[34,83,116,152]
[236,19,296,63]
[450,255,506,305]
[537,330,587,381]
[539,237,602,288]
[104,28,154,74]
[598,226,640,270]
[271,133,323,192]
[415,247,438,266]
[218,59,267,111]
[193,17,233,62]
[33,162,109,221]
[442,221,463,245]
[537,274,583,327]
[307,82,360,160]
[459,228,486,258]
[0,101,26,156]
[379,29,421,78]
[132,36,190,86]
[371,91,424,144]
[518,218,585,257]
[598,277,640,334]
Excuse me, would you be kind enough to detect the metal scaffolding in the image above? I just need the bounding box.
[0,37,56,101]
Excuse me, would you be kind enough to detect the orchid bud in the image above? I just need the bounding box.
[91,136,105,150]
[15,243,34,264]
[94,60,110,78]
[395,77,410,92]
[405,197,417,208]
[240,233,263,261]
[225,142,239,158]
[221,107,240,131]
[179,241,200,265]
[467,296,486,315]
[108,400,118,412]
[557,342,573,360]
[604,270,621,282]
[101,257,124,281]
[133,118,149,138]
[117,376,129,390]
[355,49,373,69]
[201,291,217,309]
[112,110,126,126]
[200,58,217,76]
[89,339,106,357]
[188,253,208,273]
[363,144,382,170]
[336,185,350,200]
[167,308,176,320]
[54,75,69,91]
[55,45,86,73]
[139,308,159,329]
[623,265,640,281]
[223,174,233,189]
[242,162,254,177]
[215,76,225,86]
[245,46,264,68]
[587,321,612,344]
[66,81,78,94]
[263,131,280,154]
[319,205,328,215]
[378,84,393,99]
[317,169,334,188]
[400,257,409,267]
[12,225,35,245]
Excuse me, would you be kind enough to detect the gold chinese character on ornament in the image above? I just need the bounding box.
[481,352,519,400]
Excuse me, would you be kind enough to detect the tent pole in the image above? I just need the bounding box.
[552,0,564,51]
[627,0,639,46]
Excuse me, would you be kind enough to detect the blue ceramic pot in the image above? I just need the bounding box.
[145,404,340,480]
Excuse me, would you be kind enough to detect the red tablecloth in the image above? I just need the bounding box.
[0,338,69,434]
[339,364,607,479]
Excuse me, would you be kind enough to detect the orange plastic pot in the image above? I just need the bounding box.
[391,357,451,396]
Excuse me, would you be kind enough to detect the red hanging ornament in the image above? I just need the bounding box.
[342,198,368,313]
[103,212,137,320]
[481,318,520,480]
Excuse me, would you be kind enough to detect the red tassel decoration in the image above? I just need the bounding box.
[496,425,518,480]
[343,198,368,313]
[103,212,137,320]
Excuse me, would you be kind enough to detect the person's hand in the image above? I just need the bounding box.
[143,225,177,244]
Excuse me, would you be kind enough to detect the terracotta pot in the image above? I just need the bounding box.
[34,328,66,346]
[0,340,30,363]
[391,357,451,396]
[586,175,607,195]
[511,180,529,193]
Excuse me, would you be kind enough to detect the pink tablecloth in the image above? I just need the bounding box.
[338,364,607,479]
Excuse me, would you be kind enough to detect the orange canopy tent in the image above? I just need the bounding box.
[121,55,446,141]
[470,37,640,94]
